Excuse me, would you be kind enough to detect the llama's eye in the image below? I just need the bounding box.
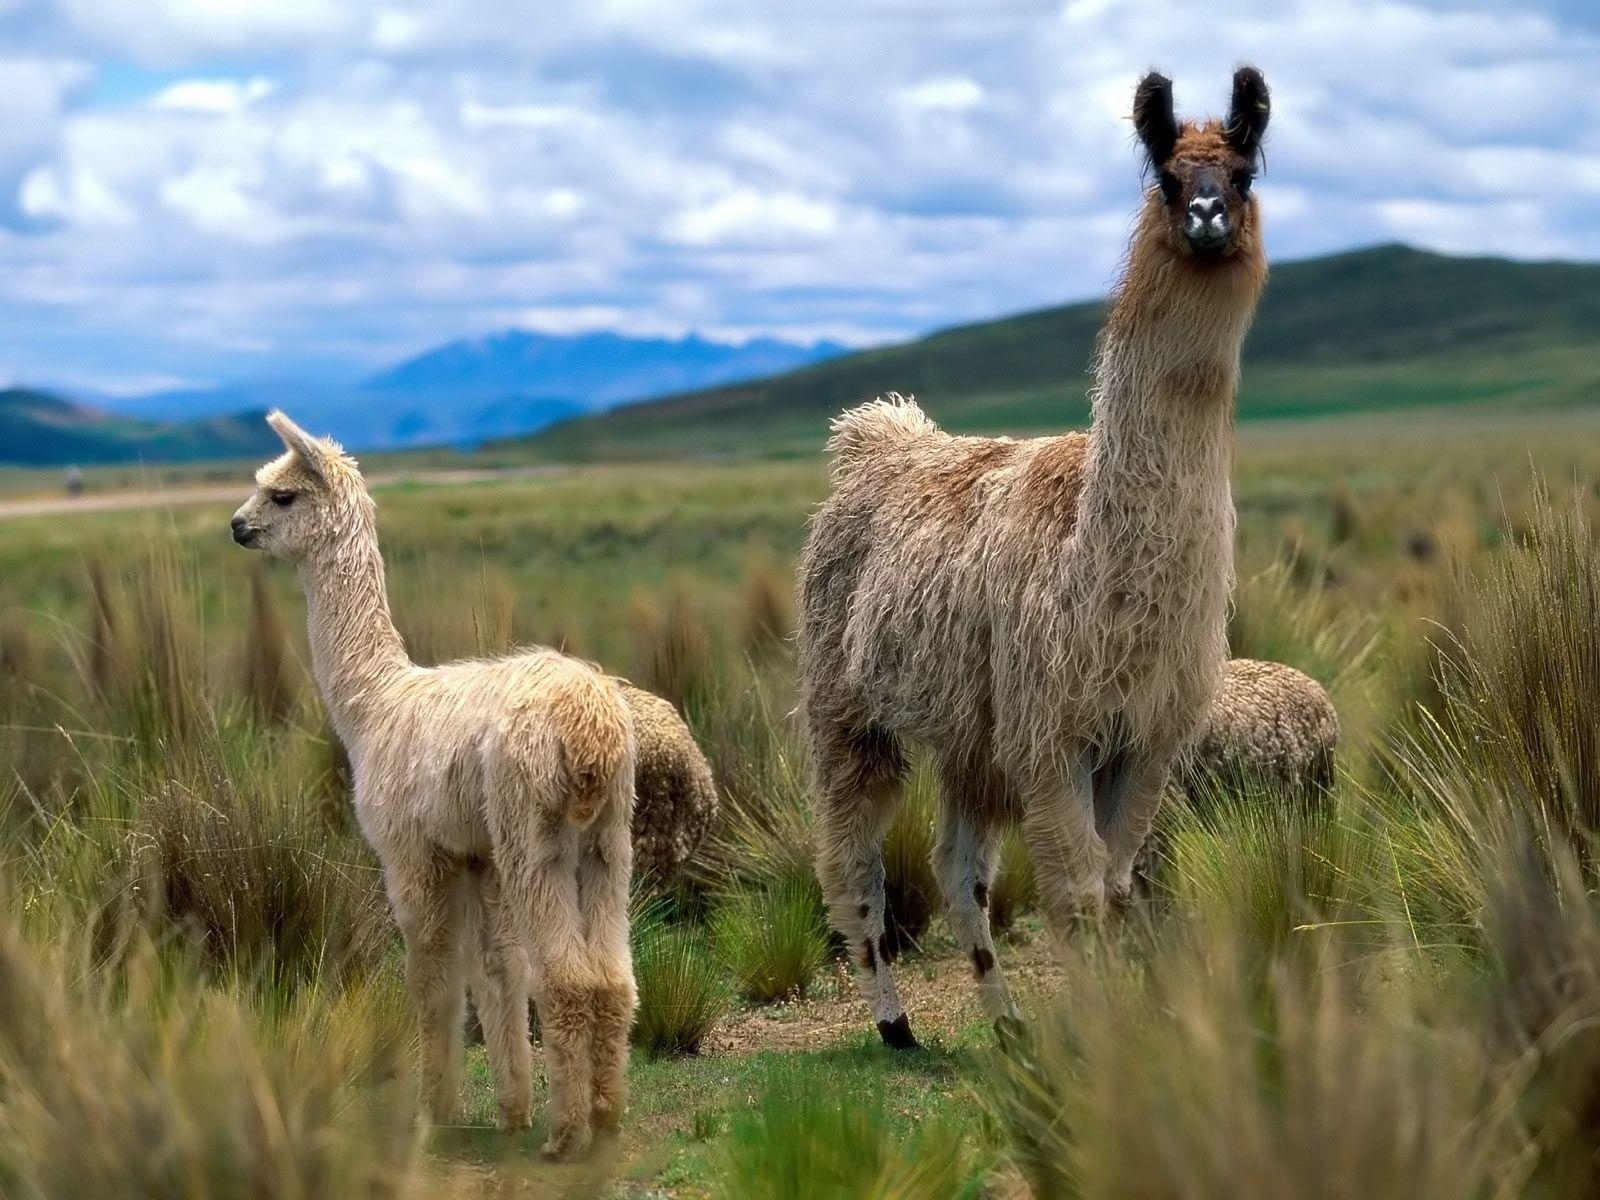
[269,490,296,508]
[1233,170,1256,197]
[1158,170,1182,202]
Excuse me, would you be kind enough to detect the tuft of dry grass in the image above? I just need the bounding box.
[1433,486,1600,847]
[882,772,940,956]
[0,907,419,1200]
[738,559,793,660]
[26,723,392,992]
[633,584,715,708]
[240,565,299,724]
[83,557,123,698]
[994,932,1496,1200]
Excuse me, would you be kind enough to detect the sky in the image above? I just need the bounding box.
[1,0,1597,396]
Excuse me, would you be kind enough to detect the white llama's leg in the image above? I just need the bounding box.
[930,779,1013,1021]
[1021,754,1109,937]
[1096,750,1177,908]
[811,724,917,1049]
[577,798,636,1140]
[465,865,534,1131]
[492,825,594,1160]
[388,849,470,1125]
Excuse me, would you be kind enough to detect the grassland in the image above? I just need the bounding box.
[2,409,1599,1197]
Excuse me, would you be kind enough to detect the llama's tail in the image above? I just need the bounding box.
[552,673,634,830]
[825,392,938,473]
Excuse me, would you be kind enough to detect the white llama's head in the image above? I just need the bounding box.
[231,410,375,563]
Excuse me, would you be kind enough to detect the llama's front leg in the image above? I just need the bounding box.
[466,866,534,1131]
[1021,754,1108,939]
[811,725,916,1048]
[578,817,636,1141]
[389,850,470,1125]
[931,777,1013,1021]
[1096,750,1177,908]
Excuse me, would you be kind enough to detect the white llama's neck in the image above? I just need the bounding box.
[298,521,410,746]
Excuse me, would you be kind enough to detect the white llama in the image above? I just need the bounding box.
[231,411,636,1160]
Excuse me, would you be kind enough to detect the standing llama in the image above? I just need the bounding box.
[231,411,636,1160]
[797,67,1271,1047]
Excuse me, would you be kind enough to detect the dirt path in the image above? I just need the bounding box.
[0,467,559,522]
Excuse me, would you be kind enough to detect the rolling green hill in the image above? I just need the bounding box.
[0,389,280,466]
[519,244,1600,461]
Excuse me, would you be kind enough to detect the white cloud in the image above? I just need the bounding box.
[57,0,350,63]
[901,76,984,115]
[147,77,276,116]
[0,0,1597,390]
[666,187,841,247]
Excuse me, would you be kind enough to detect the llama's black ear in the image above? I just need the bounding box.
[1225,66,1270,162]
[1133,71,1178,167]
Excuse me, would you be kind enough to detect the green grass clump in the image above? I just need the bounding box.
[881,774,941,956]
[632,910,731,1058]
[713,876,830,1004]
[988,828,1035,934]
[720,1064,986,1200]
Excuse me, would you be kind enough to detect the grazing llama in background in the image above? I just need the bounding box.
[231,412,636,1160]
[1136,658,1340,882]
[618,681,719,882]
[1185,659,1339,798]
[797,67,1272,1046]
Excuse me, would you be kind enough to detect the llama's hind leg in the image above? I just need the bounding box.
[510,840,595,1161]
[577,806,636,1140]
[812,724,916,1049]
[465,865,534,1131]
[388,849,471,1125]
[931,765,1012,1021]
[1021,755,1108,940]
[1095,750,1177,909]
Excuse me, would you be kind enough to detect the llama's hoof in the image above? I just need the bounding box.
[994,1013,1026,1048]
[877,1013,921,1051]
[539,1129,586,1163]
[496,1104,532,1133]
[1106,880,1134,915]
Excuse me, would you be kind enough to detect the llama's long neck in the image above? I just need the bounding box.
[1068,202,1266,728]
[298,516,410,747]
[1079,202,1265,560]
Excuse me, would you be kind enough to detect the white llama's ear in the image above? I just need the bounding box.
[266,410,331,478]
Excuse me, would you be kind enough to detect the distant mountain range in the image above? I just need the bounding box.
[91,330,846,456]
[0,389,279,466]
[520,244,1600,461]
[6,244,1598,468]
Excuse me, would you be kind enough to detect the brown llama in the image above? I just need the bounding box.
[797,68,1271,1047]
[231,412,636,1160]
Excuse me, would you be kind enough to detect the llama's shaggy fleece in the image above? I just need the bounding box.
[1134,658,1339,882]
[797,68,1271,1046]
[1182,658,1339,797]
[231,412,636,1161]
[618,681,717,880]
